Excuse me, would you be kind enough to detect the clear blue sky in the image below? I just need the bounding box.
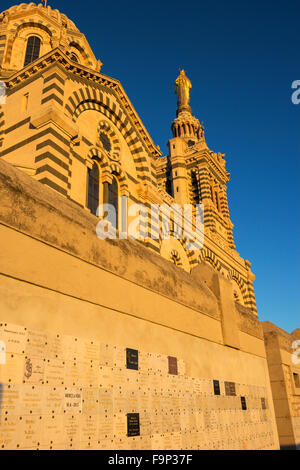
[5,0,299,332]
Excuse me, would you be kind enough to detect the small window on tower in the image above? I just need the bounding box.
[24,36,41,66]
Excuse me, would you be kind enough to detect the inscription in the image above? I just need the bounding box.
[213,380,220,395]
[126,348,138,370]
[127,412,140,437]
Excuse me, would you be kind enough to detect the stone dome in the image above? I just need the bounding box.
[0,2,79,32]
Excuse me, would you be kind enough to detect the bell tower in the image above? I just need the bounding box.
[168,69,235,250]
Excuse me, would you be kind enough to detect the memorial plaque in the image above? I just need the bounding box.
[140,412,151,436]
[150,412,163,434]
[213,379,220,395]
[113,413,127,437]
[43,386,64,414]
[151,433,164,450]
[0,353,25,384]
[241,396,247,410]
[112,367,127,387]
[23,356,45,384]
[0,415,19,449]
[127,390,138,413]
[138,371,149,389]
[20,384,43,415]
[80,414,98,442]
[127,413,140,437]
[139,352,150,371]
[225,381,236,396]
[163,433,172,449]
[168,356,178,375]
[126,348,138,370]
[113,389,128,413]
[82,388,99,415]
[177,361,185,378]
[19,415,42,449]
[0,384,21,416]
[138,391,150,411]
[44,359,65,385]
[25,329,47,358]
[114,345,126,368]
[172,431,182,450]
[126,368,139,390]
[82,362,100,388]
[63,388,82,413]
[99,388,113,415]
[149,372,161,391]
[40,415,64,446]
[62,335,83,361]
[45,333,64,360]
[82,340,100,363]
[63,414,80,443]
[99,366,113,388]
[98,414,114,438]
[0,323,27,354]
[99,343,114,367]
[64,360,82,387]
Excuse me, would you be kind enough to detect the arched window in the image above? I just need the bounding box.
[24,36,41,66]
[87,163,99,215]
[70,53,79,63]
[108,177,118,229]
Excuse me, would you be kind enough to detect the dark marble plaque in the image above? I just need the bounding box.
[225,381,236,396]
[126,348,139,370]
[127,413,140,437]
[168,356,178,375]
[261,397,266,410]
[213,380,220,395]
[241,396,247,410]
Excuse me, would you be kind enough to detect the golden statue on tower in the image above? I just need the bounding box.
[174,69,192,114]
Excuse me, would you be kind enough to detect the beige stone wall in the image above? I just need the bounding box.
[262,322,300,449]
[0,158,279,449]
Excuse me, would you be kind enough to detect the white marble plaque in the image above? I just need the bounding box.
[63,388,82,413]
[0,322,27,354]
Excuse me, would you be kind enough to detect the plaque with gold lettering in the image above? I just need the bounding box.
[126,348,138,370]
[19,415,42,449]
[241,396,247,410]
[99,343,114,367]
[43,386,64,414]
[40,415,64,447]
[20,384,43,415]
[82,388,99,415]
[0,415,19,449]
[127,413,140,437]
[213,380,220,395]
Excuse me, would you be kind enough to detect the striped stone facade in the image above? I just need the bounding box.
[0,2,258,317]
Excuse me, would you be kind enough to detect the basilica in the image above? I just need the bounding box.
[0,2,299,450]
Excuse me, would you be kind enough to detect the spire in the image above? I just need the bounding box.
[172,69,204,141]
